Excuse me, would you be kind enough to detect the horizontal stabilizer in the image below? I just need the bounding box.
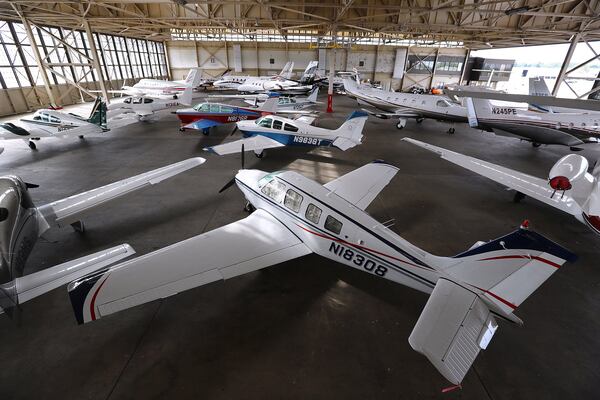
[37,157,205,229]
[409,279,497,385]
[0,244,135,312]
[204,135,284,155]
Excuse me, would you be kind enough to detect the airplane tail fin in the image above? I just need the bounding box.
[184,67,203,88]
[529,77,551,97]
[87,97,108,130]
[279,61,294,79]
[300,61,319,84]
[258,95,279,114]
[181,85,193,106]
[307,86,319,103]
[410,223,576,385]
[332,111,368,150]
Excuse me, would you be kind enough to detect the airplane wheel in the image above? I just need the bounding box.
[255,151,264,159]
[448,128,455,134]
[78,135,84,139]
[396,123,404,130]
[532,142,541,148]
[71,220,85,233]
[202,129,210,136]
[416,118,424,123]
[28,141,36,150]
[513,191,526,203]
[179,127,185,132]
[244,201,256,213]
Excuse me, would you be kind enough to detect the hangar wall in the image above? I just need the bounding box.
[167,41,468,91]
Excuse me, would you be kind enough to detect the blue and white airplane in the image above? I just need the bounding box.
[203,111,368,158]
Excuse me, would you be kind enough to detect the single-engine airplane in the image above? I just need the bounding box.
[210,86,320,111]
[404,137,600,235]
[67,157,576,387]
[175,97,279,135]
[204,111,367,158]
[0,157,204,316]
[107,86,193,122]
[343,77,467,133]
[0,97,108,150]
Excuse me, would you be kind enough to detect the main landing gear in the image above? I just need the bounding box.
[532,142,541,148]
[78,135,84,139]
[513,191,526,203]
[28,140,37,150]
[179,126,185,132]
[396,118,407,130]
[71,220,85,233]
[202,128,210,136]
[416,117,425,124]
[447,127,455,134]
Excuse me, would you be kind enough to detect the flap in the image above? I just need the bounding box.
[409,279,497,385]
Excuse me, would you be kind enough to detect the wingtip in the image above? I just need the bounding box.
[371,159,399,169]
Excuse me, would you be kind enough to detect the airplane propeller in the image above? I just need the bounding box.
[230,125,239,136]
[24,182,39,189]
[218,144,245,193]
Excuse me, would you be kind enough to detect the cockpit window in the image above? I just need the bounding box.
[194,103,210,112]
[260,179,286,203]
[258,117,273,128]
[133,98,143,104]
[325,215,343,234]
[273,120,283,130]
[124,98,132,104]
[284,189,303,212]
[284,123,298,132]
[436,99,450,107]
[143,98,153,104]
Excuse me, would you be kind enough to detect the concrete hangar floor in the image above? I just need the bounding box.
[0,93,598,400]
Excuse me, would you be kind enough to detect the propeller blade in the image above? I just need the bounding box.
[230,125,238,136]
[241,143,245,169]
[218,178,236,194]
[24,182,39,189]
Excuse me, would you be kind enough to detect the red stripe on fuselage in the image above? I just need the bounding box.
[295,223,431,270]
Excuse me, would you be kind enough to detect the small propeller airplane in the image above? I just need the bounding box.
[66,153,576,388]
[446,89,600,148]
[237,61,320,94]
[110,68,203,98]
[404,137,600,235]
[107,86,193,122]
[212,61,295,90]
[204,111,367,158]
[0,157,204,317]
[0,98,108,150]
[342,76,467,133]
[209,86,321,111]
[175,97,280,135]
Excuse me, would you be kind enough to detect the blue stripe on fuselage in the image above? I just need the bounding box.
[241,130,334,147]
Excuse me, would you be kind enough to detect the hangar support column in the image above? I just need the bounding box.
[552,33,580,96]
[82,19,110,103]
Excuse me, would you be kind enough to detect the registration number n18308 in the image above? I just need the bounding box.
[329,242,388,277]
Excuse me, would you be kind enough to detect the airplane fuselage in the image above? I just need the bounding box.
[175,104,264,125]
[235,169,441,294]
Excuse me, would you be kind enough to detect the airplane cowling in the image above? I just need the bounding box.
[548,154,590,192]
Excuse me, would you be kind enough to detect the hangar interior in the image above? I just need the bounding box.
[1,1,600,399]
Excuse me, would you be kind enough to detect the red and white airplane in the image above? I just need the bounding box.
[66,159,576,387]
[404,137,600,235]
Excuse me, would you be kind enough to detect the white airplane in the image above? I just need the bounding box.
[527,77,600,114]
[112,68,203,98]
[204,111,367,158]
[236,61,319,94]
[0,98,108,150]
[66,158,576,387]
[0,157,204,316]
[107,86,193,122]
[209,86,320,110]
[404,137,600,236]
[342,77,467,133]
[212,61,295,90]
[461,94,600,148]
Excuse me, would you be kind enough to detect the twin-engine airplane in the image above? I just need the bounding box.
[210,86,320,111]
[212,61,295,90]
[0,98,107,150]
[446,89,600,148]
[404,137,600,235]
[237,61,320,94]
[112,68,203,98]
[0,157,204,316]
[66,158,576,387]
[204,111,367,158]
[175,97,279,134]
[343,77,467,133]
[107,86,193,122]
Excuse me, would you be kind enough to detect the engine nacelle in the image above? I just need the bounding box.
[548,154,590,192]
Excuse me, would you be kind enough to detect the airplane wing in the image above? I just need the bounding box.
[68,209,312,323]
[294,115,316,124]
[36,158,205,231]
[403,138,582,216]
[183,119,223,131]
[204,135,285,155]
[324,160,399,210]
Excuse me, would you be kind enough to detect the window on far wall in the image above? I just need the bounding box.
[270,58,275,64]
[359,60,364,67]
